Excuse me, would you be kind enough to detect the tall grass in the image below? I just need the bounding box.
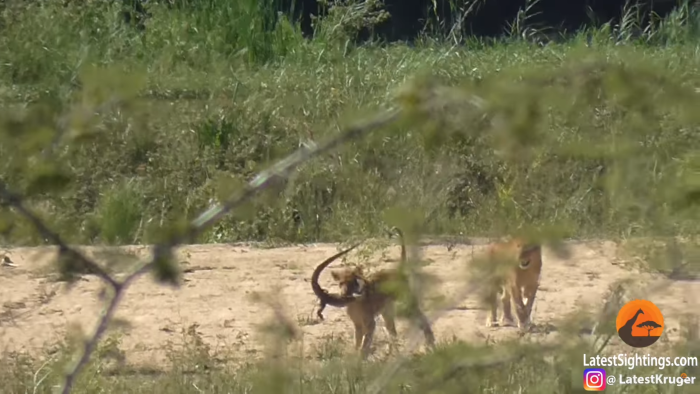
[0,0,699,393]
[1,0,699,245]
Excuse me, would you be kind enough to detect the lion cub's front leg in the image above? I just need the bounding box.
[360,318,377,358]
[516,282,539,329]
[486,290,500,327]
[485,287,516,327]
[523,283,538,319]
[485,289,499,327]
[510,284,531,330]
[347,302,377,359]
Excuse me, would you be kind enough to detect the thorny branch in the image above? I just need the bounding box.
[365,241,621,394]
[366,274,482,394]
[0,108,401,394]
[366,241,569,394]
[365,236,478,394]
[0,183,119,289]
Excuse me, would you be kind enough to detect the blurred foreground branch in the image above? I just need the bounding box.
[0,108,401,394]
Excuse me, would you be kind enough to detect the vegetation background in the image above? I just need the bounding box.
[0,0,699,393]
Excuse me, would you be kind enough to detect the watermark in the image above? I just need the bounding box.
[584,353,698,370]
[616,299,664,348]
[584,368,696,391]
[582,299,697,391]
[584,368,607,391]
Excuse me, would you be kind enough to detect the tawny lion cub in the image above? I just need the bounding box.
[311,229,436,359]
[484,238,543,330]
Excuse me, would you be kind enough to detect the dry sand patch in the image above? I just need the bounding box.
[0,241,697,367]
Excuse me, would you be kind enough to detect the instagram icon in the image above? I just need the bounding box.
[584,368,606,391]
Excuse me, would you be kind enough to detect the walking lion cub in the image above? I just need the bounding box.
[484,238,543,330]
[310,228,436,358]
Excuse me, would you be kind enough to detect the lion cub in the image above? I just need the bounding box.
[311,243,364,322]
[484,238,543,330]
[311,228,436,358]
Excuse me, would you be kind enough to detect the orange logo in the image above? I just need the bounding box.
[681,373,688,379]
[616,299,664,348]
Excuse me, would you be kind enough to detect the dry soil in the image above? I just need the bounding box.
[0,240,697,368]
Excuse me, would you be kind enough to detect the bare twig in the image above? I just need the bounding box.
[0,108,399,393]
[53,108,400,394]
[366,237,481,394]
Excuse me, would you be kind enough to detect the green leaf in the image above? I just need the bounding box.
[79,64,146,104]
[56,249,91,285]
[18,126,56,155]
[210,172,257,221]
[513,222,574,260]
[0,209,16,236]
[143,217,190,245]
[24,165,72,196]
[92,249,141,275]
[382,205,425,245]
[152,247,181,287]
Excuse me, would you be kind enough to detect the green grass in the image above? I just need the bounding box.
[0,324,698,393]
[1,0,700,393]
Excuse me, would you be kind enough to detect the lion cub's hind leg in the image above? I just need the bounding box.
[485,289,500,327]
[413,309,436,347]
[499,287,516,327]
[485,287,516,328]
[381,301,398,338]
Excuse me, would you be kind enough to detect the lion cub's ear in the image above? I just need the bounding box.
[355,277,366,293]
[331,269,345,282]
[511,238,524,249]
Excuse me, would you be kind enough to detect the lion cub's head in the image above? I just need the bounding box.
[510,239,542,270]
[331,266,366,296]
[490,238,542,270]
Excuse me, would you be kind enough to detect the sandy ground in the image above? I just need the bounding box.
[0,240,698,368]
